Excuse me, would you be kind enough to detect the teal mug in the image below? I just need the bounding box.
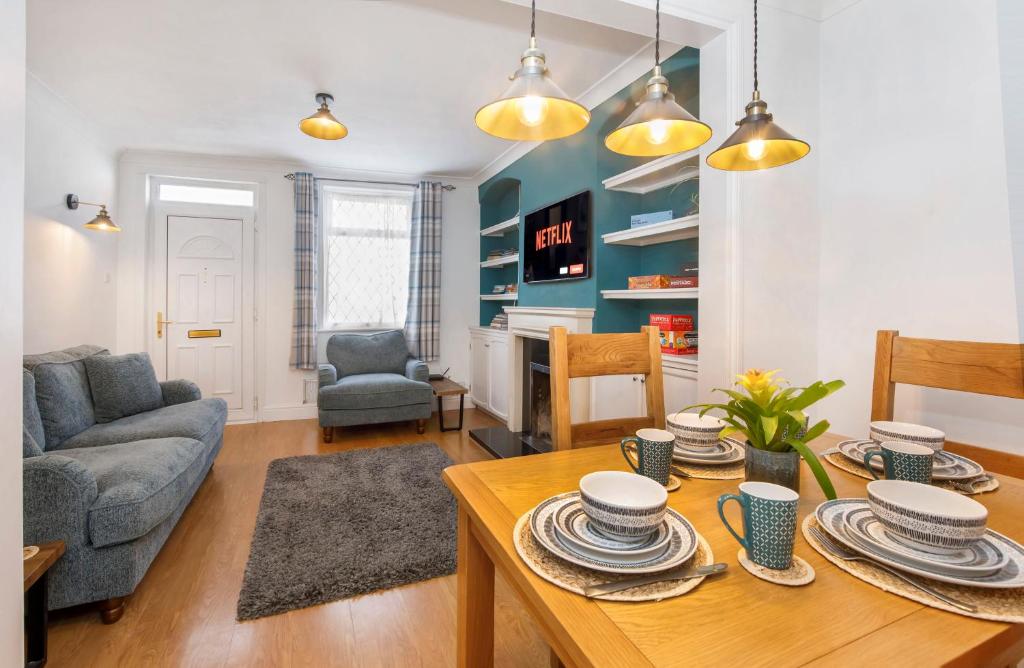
[717,481,799,570]
[620,428,675,486]
[864,440,933,484]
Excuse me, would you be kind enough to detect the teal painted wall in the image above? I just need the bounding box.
[479,47,701,331]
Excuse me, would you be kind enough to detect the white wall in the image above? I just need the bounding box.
[998,0,1024,344]
[116,151,479,421]
[817,0,1022,450]
[1,0,26,661]
[23,75,118,353]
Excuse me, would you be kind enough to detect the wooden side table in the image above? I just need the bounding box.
[24,541,64,668]
[429,377,468,432]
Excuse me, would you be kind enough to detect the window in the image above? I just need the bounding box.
[159,183,254,207]
[321,187,414,330]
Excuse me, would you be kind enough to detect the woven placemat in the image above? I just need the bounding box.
[822,451,1000,495]
[673,460,745,480]
[738,549,815,586]
[513,511,715,602]
[802,515,1024,623]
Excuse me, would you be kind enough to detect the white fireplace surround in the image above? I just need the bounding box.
[505,306,595,432]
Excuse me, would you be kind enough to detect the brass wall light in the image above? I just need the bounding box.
[707,0,810,170]
[605,0,711,157]
[66,194,120,232]
[475,0,590,141]
[299,93,348,140]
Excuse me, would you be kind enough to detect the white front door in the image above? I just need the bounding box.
[164,215,250,419]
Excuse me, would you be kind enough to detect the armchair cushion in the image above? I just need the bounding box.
[160,379,202,406]
[326,330,410,379]
[54,437,208,547]
[85,352,164,423]
[405,358,429,383]
[24,345,108,449]
[318,373,432,411]
[57,398,227,451]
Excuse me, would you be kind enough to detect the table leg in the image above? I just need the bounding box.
[439,395,466,432]
[25,572,48,668]
[457,507,494,668]
[456,395,465,430]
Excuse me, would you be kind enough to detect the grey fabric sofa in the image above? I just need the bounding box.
[318,330,432,441]
[22,345,227,623]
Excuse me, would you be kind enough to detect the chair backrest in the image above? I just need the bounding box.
[549,326,666,451]
[871,329,1024,478]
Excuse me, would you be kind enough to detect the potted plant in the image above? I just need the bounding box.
[687,369,843,498]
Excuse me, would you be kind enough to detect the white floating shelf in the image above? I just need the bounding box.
[663,353,698,371]
[480,293,519,301]
[602,150,700,194]
[600,288,699,300]
[480,253,519,268]
[480,215,519,237]
[602,215,699,247]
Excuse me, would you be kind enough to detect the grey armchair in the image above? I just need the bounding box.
[318,330,433,441]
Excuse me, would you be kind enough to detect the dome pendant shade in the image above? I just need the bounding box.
[83,206,121,232]
[475,38,590,142]
[299,93,348,140]
[706,94,809,171]
[605,67,712,157]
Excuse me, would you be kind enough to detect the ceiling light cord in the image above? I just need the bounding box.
[531,0,536,38]
[753,0,759,94]
[655,0,660,65]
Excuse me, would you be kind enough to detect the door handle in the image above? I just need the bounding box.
[157,311,174,339]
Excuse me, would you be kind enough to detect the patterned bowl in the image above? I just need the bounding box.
[579,471,667,539]
[667,412,726,449]
[867,480,987,551]
[869,421,945,452]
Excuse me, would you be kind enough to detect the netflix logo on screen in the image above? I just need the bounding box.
[523,191,591,283]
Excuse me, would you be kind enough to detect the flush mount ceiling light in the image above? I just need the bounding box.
[299,93,348,140]
[605,0,711,157]
[474,0,590,142]
[66,194,121,232]
[707,0,810,171]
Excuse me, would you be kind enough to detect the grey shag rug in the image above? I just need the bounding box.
[236,443,456,621]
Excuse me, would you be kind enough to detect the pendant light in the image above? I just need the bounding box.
[66,194,121,233]
[605,0,711,157]
[299,93,348,140]
[707,0,809,170]
[475,0,590,142]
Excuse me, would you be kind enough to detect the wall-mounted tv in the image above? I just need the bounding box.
[522,190,591,284]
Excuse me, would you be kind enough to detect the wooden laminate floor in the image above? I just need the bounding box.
[47,410,550,667]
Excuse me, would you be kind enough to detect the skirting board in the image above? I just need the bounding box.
[259,396,474,424]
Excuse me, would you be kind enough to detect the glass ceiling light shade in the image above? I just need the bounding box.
[299,93,348,140]
[66,194,121,232]
[605,0,711,156]
[707,0,810,171]
[605,66,711,156]
[475,1,590,142]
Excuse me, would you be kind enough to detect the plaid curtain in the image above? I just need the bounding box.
[404,181,443,361]
[290,173,319,370]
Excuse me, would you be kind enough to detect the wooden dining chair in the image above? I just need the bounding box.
[548,325,666,451]
[871,329,1024,478]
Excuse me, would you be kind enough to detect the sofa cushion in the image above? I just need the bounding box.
[318,372,432,411]
[23,371,45,457]
[24,345,108,449]
[54,438,209,547]
[326,330,410,379]
[57,398,227,451]
[85,352,164,423]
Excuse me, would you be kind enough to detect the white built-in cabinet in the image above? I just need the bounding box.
[469,328,510,420]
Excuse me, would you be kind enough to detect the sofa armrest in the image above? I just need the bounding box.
[318,364,338,388]
[23,454,98,547]
[160,379,202,406]
[405,358,429,383]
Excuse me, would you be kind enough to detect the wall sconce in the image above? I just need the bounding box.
[66,194,121,232]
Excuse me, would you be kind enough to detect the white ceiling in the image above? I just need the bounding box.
[27,0,665,178]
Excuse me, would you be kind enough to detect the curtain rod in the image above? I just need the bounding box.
[284,173,455,191]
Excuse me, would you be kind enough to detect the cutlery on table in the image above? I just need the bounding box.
[583,562,727,598]
[670,466,692,479]
[808,526,978,613]
[954,474,993,494]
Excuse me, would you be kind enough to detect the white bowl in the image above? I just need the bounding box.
[579,471,668,539]
[866,480,987,551]
[870,421,945,452]
[667,412,726,449]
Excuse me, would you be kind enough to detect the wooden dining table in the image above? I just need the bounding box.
[442,433,1024,667]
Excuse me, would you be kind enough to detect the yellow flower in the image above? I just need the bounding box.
[735,368,784,404]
